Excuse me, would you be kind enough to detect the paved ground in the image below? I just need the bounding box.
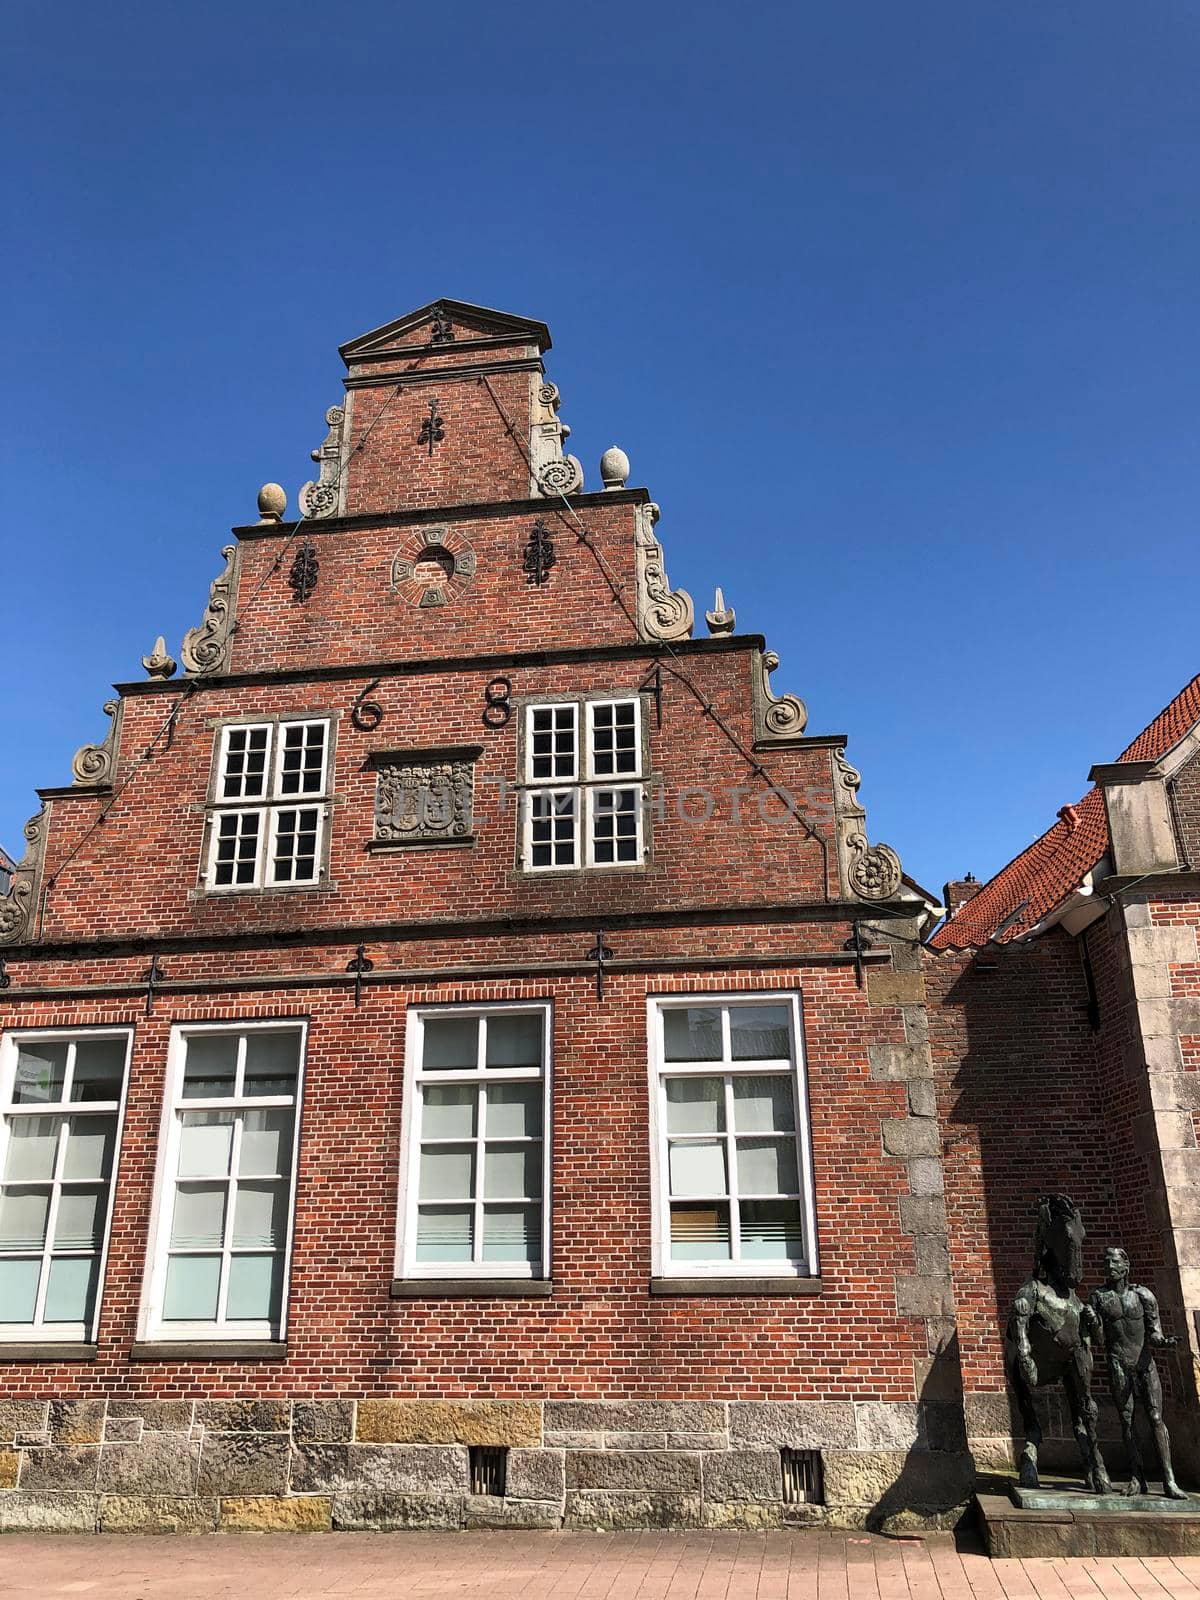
[0,1530,1198,1599]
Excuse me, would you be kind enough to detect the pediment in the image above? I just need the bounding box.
[340,299,551,363]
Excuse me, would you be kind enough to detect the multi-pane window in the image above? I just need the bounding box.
[143,1024,304,1340]
[0,1030,131,1341]
[206,720,329,891]
[399,1006,550,1279]
[648,997,817,1277]
[522,699,644,870]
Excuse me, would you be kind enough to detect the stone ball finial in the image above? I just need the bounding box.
[600,447,630,490]
[257,483,287,523]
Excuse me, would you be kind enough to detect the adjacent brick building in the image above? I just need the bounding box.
[0,301,967,1533]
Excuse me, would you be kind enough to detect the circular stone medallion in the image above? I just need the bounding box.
[389,526,477,609]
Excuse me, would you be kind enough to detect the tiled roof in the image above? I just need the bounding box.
[930,674,1200,950]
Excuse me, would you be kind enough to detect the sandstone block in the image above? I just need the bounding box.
[545,1401,724,1436]
[49,1400,106,1445]
[729,1401,857,1449]
[506,1447,565,1502]
[99,1434,200,1497]
[667,1432,728,1451]
[0,1402,48,1446]
[854,1403,923,1451]
[906,1081,937,1119]
[0,1491,97,1531]
[195,1400,290,1434]
[823,1449,974,1511]
[332,1491,465,1531]
[465,1496,562,1529]
[912,1355,964,1405]
[566,1450,701,1492]
[20,1445,99,1492]
[198,1433,290,1496]
[882,1118,941,1158]
[220,1494,332,1531]
[355,1399,541,1447]
[866,971,926,1007]
[109,1400,194,1433]
[899,1196,947,1236]
[98,1495,218,1533]
[915,1235,951,1278]
[290,1442,468,1496]
[103,1418,143,1444]
[895,1274,954,1317]
[564,1490,702,1530]
[0,1450,18,1489]
[907,1159,944,1197]
[923,1403,968,1452]
[700,1501,784,1529]
[867,1043,932,1082]
[701,1448,782,1502]
[964,1393,1016,1438]
[544,1431,603,1449]
[603,1431,666,1449]
[292,1400,355,1443]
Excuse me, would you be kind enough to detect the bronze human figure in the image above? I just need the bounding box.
[1005,1194,1112,1492]
[1087,1247,1187,1499]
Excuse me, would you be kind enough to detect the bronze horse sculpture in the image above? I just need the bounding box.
[1005,1193,1112,1492]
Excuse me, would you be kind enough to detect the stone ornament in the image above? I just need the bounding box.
[831,745,905,904]
[0,806,48,947]
[845,835,903,901]
[530,380,584,499]
[600,446,630,490]
[705,587,735,635]
[299,405,346,520]
[389,526,477,609]
[256,483,287,524]
[634,502,694,643]
[141,636,177,679]
[752,649,807,741]
[72,700,123,788]
[371,747,482,846]
[181,545,240,676]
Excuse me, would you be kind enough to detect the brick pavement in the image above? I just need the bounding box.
[0,1531,1198,1599]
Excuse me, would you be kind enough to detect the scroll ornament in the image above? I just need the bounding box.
[0,806,47,946]
[756,650,807,740]
[299,404,346,519]
[634,502,694,643]
[531,381,584,499]
[845,834,903,901]
[181,545,238,676]
[72,700,121,787]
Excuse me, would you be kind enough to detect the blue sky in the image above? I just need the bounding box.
[2,1,1197,898]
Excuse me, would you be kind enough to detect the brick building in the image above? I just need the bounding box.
[929,676,1200,1479]
[0,301,972,1534]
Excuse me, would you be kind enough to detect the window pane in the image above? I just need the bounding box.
[729,1005,792,1061]
[0,1257,40,1321]
[740,1199,805,1261]
[277,722,326,797]
[239,1109,293,1177]
[70,1039,126,1102]
[13,1043,67,1105]
[668,1139,727,1197]
[226,1252,284,1320]
[54,1187,105,1250]
[529,790,577,868]
[163,1253,221,1320]
[592,787,640,864]
[530,705,576,781]
[43,1256,100,1323]
[222,725,269,799]
[3,1117,60,1181]
[736,1138,799,1195]
[732,1076,796,1134]
[484,1143,541,1200]
[663,1008,722,1062]
[665,1077,725,1135]
[422,1085,477,1140]
[421,1016,479,1071]
[62,1116,117,1181]
[591,701,638,777]
[482,1205,540,1264]
[271,807,320,884]
[170,1183,227,1249]
[670,1201,730,1261]
[178,1111,235,1177]
[0,1187,50,1250]
[418,1145,474,1201]
[485,1013,543,1070]
[416,1206,473,1262]
[213,811,261,887]
[243,1031,300,1097]
[182,1035,238,1099]
[232,1181,288,1249]
[485,1083,542,1138]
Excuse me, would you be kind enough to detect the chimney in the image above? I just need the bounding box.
[943,874,981,917]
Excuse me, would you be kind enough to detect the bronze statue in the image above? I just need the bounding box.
[1087,1247,1187,1499]
[1005,1194,1112,1492]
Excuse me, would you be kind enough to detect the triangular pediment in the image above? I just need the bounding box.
[339,299,551,363]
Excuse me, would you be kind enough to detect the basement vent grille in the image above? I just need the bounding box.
[781,1448,823,1506]
[469,1445,507,1497]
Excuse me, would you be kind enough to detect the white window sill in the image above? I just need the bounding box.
[0,1341,97,1361]
[129,1340,287,1360]
[391,1278,553,1298]
[650,1276,823,1296]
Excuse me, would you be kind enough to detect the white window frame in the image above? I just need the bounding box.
[396,1002,552,1281]
[205,718,330,893]
[521,697,645,873]
[0,1026,133,1343]
[139,1020,307,1343]
[646,993,818,1279]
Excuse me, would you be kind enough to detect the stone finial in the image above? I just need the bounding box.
[141,636,177,679]
[705,587,735,635]
[600,447,630,490]
[256,483,287,524]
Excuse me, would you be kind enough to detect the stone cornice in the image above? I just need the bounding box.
[230,486,652,540]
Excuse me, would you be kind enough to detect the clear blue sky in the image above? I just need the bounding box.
[3,1,1197,899]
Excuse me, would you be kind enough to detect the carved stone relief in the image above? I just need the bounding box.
[0,805,48,947]
[72,699,123,788]
[751,649,807,743]
[370,747,482,847]
[299,404,347,519]
[634,502,694,642]
[530,380,584,498]
[831,745,904,902]
[181,545,240,676]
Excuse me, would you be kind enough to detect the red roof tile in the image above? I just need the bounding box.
[930,674,1200,950]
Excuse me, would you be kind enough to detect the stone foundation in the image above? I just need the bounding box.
[0,1397,973,1533]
